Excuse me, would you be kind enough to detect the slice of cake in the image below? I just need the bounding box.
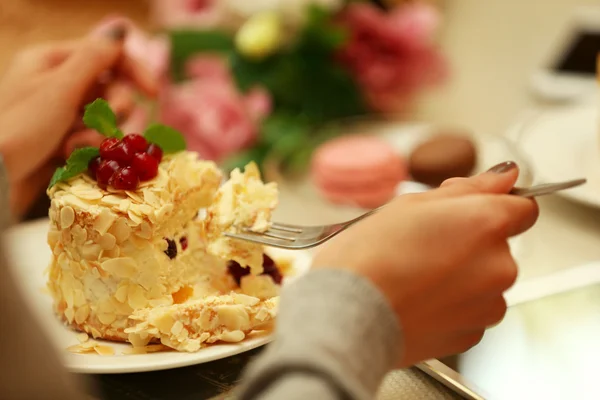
[205,162,278,275]
[46,99,282,350]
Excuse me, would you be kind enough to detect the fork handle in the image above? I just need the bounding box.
[348,204,387,226]
[343,178,586,227]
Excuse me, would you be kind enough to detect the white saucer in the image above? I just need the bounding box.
[518,101,599,208]
[4,219,311,374]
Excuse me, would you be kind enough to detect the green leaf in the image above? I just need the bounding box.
[169,30,235,81]
[303,5,348,51]
[229,52,283,92]
[221,145,269,174]
[67,147,101,166]
[48,147,100,188]
[143,124,187,153]
[258,113,313,161]
[283,145,314,175]
[83,99,123,138]
[49,167,66,189]
[260,113,310,144]
[230,5,366,125]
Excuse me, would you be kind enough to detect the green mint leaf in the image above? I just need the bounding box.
[83,99,123,138]
[143,124,186,153]
[49,167,66,189]
[48,147,100,188]
[67,147,101,167]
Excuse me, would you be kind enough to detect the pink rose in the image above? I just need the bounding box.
[184,55,231,83]
[90,16,170,80]
[337,3,447,113]
[159,56,271,161]
[184,55,272,119]
[387,2,440,49]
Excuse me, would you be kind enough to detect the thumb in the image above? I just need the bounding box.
[438,161,519,196]
[56,27,126,97]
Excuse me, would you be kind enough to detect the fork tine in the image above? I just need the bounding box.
[242,226,302,241]
[245,229,296,242]
[224,232,313,249]
[224,232,277,246]
[269,222,304,233]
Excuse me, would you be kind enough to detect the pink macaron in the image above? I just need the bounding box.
[311,135,408,208]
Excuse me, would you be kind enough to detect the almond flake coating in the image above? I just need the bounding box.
[126,294,278,352]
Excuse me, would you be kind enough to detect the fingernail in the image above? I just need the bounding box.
[487,161,517,174]
[106,26,127,41]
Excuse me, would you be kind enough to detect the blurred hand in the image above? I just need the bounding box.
[312,162,539,367]
[0,26,158,218]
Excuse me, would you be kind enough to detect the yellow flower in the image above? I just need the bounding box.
[235,12,283,60]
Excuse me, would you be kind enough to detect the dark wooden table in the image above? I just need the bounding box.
[89,347,264,400]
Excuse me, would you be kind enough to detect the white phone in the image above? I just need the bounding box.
[530,6,600,102]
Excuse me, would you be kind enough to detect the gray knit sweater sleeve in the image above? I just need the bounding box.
[237,269,402,400]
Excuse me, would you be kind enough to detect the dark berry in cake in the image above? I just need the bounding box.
[165,238,177,259]
[227,261,250,285]
[262,254,282,284]
[262,254,276,271]
[180,236,188,251]
[263,268,282,284]
[227,254,283,286]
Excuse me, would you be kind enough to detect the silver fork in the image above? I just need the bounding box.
[225,178,586,250]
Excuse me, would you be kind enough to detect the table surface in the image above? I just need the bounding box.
[91,348,261,400]
[4,0,600,399]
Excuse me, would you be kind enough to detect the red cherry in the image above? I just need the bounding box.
[99,137,120,158]
[88,156,102,179]
[132,153,159,181]
[101,139,133,165]
[96,160,120,187]
[146,144,163,163]
[109,167,139,190]
[123,134,148,154]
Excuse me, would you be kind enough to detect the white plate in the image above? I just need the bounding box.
[3,219,312,374]
[518,101,599,208]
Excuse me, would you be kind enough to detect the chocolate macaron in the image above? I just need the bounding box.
[408,133,477,187]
